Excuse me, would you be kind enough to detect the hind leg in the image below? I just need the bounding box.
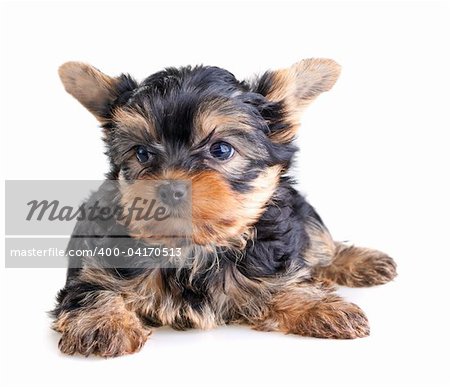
[313,242,397,287]
[304,218,397,287]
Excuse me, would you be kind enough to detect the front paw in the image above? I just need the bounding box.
[55,312,151,357]
[297,298,370,339]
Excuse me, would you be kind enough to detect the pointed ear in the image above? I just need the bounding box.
[58,62,123,122]
[254,58,341,143]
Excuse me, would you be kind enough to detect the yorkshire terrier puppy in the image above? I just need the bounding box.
[52,58,397,357]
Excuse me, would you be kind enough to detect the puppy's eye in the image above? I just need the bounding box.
[135,146,150,163]
[210,142,235,160]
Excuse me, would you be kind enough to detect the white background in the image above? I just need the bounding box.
[1,1,449,386]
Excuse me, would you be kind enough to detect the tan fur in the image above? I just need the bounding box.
[58,62,119,122]
[192,166,282,247]
[76,267,222,329]
[252,283,370,339]
[193,99,272,176]
[194,99,255,139]
[303,217,335,267]
[265,58,341,143]
[53,291,151,357]
[313,243,397,287]
[73,258,311,336]
[113,106,156,137]
[55,253,374,356]
[119,177,192,245]
[55,238,380,356]
[119,166,282,248]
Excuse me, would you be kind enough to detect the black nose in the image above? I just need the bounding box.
[157,181,188,206]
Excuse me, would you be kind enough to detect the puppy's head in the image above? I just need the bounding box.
[59,59,340,247]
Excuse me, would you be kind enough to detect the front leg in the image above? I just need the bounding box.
[52,286,151,357]
[252,282,370,339]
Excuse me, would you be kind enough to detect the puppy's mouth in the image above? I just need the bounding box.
[119,179,193,242]
[118,165,281,248]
